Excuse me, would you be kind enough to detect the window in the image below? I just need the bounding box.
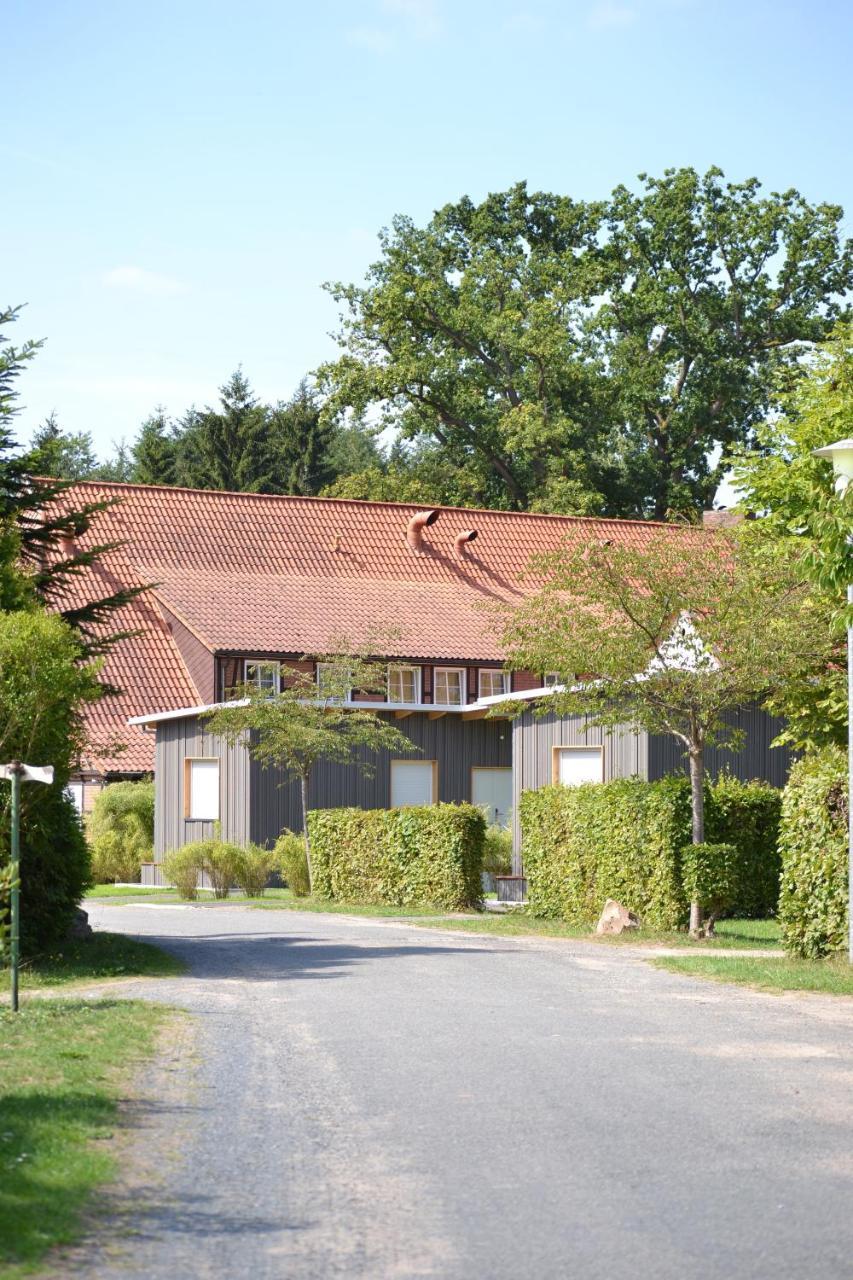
[316,661,351,701]
[479,669,509,699]
[552,746,603,787]
[391,760,437,807]
[388,665,420,704]
[434,667,466,705]
[244,660,280,696]
[184,758,220,820]
[66,781,84,814]
[543,672,560,688]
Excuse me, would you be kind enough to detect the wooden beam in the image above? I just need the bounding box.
[394,709,413,720]
[461,709,488,721]
[427,710,446,720]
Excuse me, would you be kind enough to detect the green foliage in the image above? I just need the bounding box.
[680,843,739,919]
[482,824,513,877]
[0,611,99,953]
[201,839,243,898]
[275,830,310,896]
[520,775,782,929]
[307,804,485,909]
[24,411,98,480]
[131,409,178,485]
[731,322,853,749]
[162,845,203,900]
[235,843,278,897]
[778,746,849,958]
[87,780,154,883]
[319,170,851,519]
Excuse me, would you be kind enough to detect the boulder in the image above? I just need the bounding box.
[595,899,640,935]
[68,907,93,940]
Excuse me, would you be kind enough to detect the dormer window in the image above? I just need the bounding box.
[434,667,466,706]
[479,669,510,699]
[245,660,280,696]
[388,665,420,704]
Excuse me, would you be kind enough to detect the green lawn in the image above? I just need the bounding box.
[0,998,177,1277]
[86,886,450,917]
[410,912,782,949]
[652,953,853,996]
[2,932,185,993]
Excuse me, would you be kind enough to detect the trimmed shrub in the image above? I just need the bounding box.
[163,845,204,900]
[482,824,513,877]
[275,830,310,897]
[201,840,243,898]
[681,843,739,925]
[307,803,485,909]
[235,844,277,897]
[779,746,849,958]
[520,774,783,929]
[704,774,782,918]
[88,780,155,883]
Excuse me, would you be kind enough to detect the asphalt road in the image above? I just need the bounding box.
[66,903,853,1280]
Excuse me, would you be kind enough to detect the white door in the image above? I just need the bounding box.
[391,761,436,807]
[555,747,603,786]
[471,767,513,828]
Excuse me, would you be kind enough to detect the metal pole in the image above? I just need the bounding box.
[9,761,21,1012]
[848,584,853,965]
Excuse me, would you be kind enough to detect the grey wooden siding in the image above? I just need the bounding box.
[155,710,511,857]
[647,704,794,788]
[511,709,646,868]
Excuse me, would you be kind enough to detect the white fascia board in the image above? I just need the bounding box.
[128,698,471,728]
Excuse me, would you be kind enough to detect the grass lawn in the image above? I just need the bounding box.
[2,932,185,992]
[652,953,853,996]
[410,912,782,950]
[0,998,177,1277]
[86,886,450,917]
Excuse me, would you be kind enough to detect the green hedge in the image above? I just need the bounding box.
[520,774,783,929]
[307,804,485,909]
[779,746,849,958]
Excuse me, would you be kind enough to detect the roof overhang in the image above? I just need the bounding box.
[128,697,508,727]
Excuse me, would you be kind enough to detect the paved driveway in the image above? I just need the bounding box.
[65,903,853,1279]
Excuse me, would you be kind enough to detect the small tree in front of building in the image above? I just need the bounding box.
[203,648,415,893]
[500,528,833,936]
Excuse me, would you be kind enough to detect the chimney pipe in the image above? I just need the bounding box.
[406,508,440,553]
[453,529,478,558]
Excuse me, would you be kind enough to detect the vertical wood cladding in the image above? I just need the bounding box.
[155,710,512,857]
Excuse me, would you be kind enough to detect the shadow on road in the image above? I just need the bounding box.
[136,933,507,982]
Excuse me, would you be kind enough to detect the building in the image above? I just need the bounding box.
[56,481,791,868]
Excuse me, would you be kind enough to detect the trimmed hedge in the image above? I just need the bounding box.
[307,804,485,909]
[88,780,155,883]
[520,774,783,929]
[779,746,849,958]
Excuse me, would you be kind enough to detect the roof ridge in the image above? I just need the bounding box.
[68,478,690,532]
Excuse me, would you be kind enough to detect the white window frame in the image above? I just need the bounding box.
[551,745,604,787]
[433,666,466,706]
[388,664,421,705]
[316,661,351,702]
[479,669,510,699]
[244,659,280,696]
[543,672,560,688]
[184,757,220,821]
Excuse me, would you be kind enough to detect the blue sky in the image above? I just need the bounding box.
[5,0,851,459]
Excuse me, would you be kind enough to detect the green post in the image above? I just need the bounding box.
[9,761,21,1013]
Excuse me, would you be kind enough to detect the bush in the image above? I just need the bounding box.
[203,840,243,898]
[779,746,849,958]
[235,844,277,897]
[163,845,204,900]
[275,830,310,897]
[482,824,513,877]
[520,774,783,930]
[681,843,739,928]
[307,804,485,909]
[88,780,155,883]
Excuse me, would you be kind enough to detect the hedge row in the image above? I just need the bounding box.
[307,803,485,909]
[779,746,849,958]
[519,774,782,929]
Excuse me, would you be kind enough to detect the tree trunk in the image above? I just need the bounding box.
[300,772,314,895]
[688,745,705,939]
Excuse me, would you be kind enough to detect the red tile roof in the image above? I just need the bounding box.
[55,481,699,771]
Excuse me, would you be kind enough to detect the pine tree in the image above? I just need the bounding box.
[175,368,272,491]
[131,410,177,485]
[268,380,334,495]
[25,411,98,480]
